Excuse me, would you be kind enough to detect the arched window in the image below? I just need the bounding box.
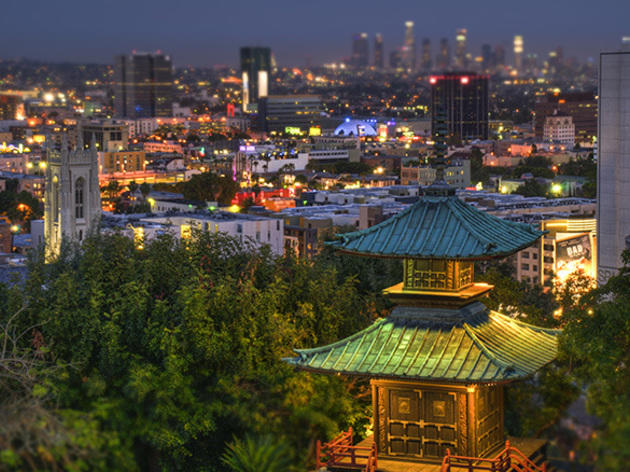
[52,176,59,222]
[75,177,85,219]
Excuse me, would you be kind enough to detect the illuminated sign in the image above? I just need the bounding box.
[0,143,31,154]
[309,127,321,136]
[284,127,303,136]
[555,234,594,282]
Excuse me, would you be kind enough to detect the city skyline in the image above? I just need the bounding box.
[1,0,628,67]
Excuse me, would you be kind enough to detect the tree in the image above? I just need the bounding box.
[0,304,129,471]
[175,172,239,205]
[221,435,295,472]
[513,179,548,197]
[139,182,152,199]
[1,231,382,471]
[561,251,630,470]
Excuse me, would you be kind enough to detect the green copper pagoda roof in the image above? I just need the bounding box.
[285,303,559,383]
[328,195,544,260]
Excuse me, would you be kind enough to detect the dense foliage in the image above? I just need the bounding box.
[0,232,399,471]
[2,231,628,470]
[154,173,239,205]
[0,178,43,229]
[561,251,630,470]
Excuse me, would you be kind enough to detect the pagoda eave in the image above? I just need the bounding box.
[332,246,537,262]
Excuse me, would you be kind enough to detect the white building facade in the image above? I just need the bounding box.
[543,115,575,147]
[597,47,630,284]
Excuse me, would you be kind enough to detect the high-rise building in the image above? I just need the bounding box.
[597,46,630,284]
[481,44,493,72]
[421,38,431,71]
[494,45,506,68]
[374,33,384,69]
[390,49,403,71]
[240,47,272,113]
[402,21,416,72]
[513,35,524,72]
[0,94,21,120]
[437,38,450,70]
[534,92,597,143]
[455,28,467,69]
[543,115,575,146]
[351,33,369,69]
[114,52,173,119]
[79,120,129,152]
[257,95,322,133]
[44,135,101,258]
[430,72,489,141]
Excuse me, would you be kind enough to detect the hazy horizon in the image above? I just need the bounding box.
[2,0,628,67]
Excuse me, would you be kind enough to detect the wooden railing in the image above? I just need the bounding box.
[316,428,377,472]
[441,440,546,472]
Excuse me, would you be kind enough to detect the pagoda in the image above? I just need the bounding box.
[285,119,559,463]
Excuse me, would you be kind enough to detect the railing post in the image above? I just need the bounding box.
[316,440,322,469]
[373,441,378,470]
[349,426,353,445]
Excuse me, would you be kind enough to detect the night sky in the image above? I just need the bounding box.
[2,0,628,67]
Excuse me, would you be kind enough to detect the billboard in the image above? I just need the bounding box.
[555,233,594,281]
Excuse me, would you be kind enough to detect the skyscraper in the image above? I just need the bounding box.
[421,38,432,71]
[374,33,384,69]
[114,52,174,118]
[455,28,467,69]
[240,47,272,113]
[437,38,450,70]
[481,44,493,72]
[430,72,489,141]
[390,49,403,70]
[351,33,369,69]
[513,35,524,72]
[494,45,506,68]
[597,46,630,284]
[403,21,416,72]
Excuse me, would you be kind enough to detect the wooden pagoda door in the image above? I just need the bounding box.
[375,381,459,460]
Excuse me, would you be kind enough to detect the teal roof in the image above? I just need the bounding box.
[285,303,559,383]
[328,195,544,260]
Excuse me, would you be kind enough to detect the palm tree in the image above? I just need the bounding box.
[221,435,294,472]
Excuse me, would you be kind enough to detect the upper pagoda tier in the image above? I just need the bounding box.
[328,194,544,260]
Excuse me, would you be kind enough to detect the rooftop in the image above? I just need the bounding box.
[329,194,544,260]
[287,302,559,383]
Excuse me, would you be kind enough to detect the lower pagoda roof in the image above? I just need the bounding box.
[285,302,559,383]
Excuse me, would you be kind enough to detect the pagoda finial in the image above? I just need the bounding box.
[426,107,454,196]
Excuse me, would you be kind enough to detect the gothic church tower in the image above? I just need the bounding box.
[44,134,101,258]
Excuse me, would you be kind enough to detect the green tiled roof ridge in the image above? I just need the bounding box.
[327,195,545,259]
[462,323,516,373]
[449,198,542,255]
